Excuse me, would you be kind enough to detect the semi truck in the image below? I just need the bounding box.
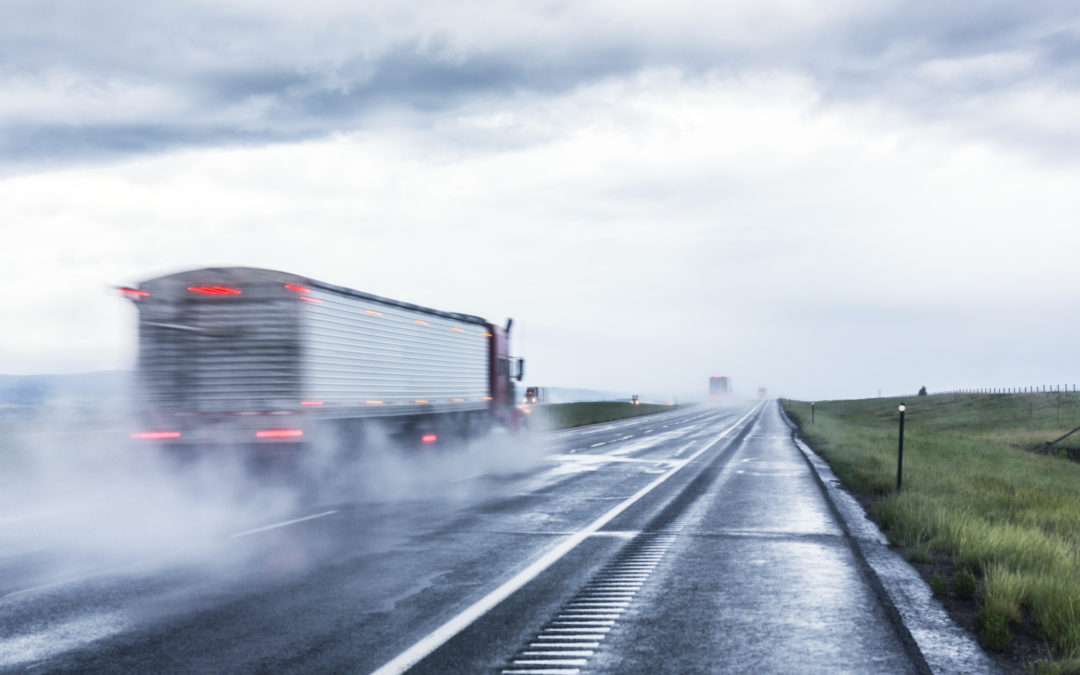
[523,386,548,404]
[709,376,731,399]
[120,267,524,451]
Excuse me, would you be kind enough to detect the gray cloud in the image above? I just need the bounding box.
[1,1,1078,169]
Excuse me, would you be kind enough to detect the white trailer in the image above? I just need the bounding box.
[122,267,522,448]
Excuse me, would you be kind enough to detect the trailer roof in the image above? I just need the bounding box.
[138,267,491,326]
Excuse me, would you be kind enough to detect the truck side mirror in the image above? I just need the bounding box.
[515,358,525,382]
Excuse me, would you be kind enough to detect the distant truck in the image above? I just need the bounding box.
[524,386,548,404]
[709,376,731,399]
[758,388,768,399]
[120,267,524,450]
[631,395,640,405]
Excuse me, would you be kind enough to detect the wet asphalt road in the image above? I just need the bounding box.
[0,402,925,673]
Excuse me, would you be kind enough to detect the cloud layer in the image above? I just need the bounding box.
[3,1,1078,169]
[3,2,1079,399]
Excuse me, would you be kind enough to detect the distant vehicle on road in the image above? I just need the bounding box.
[120,267,525,452]
[524,386,548,404]
[709,376,731,399]
[631,395,640,405]
[758,387,768,399]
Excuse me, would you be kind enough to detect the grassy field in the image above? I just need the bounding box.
[532,401,680,429]
[782,393,1080,671]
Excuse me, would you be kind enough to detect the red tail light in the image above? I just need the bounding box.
[130,431,181,439]
[299,296,322,304]
[421,433,438,443]
[118,287,149,297]
[284,284,311,293]
[187,286,242,295]
[256,429,304,439]
[300,401,324,406]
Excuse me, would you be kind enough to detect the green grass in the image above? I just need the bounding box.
[782,393,1080,664]
[536,401,681,429]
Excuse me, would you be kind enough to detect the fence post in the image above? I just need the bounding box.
[897,403,906,492]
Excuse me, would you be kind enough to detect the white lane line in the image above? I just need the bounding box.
[589,442,607,448]
[520,651,594,657]
[547,454,676,466]
[0,508,80,526]
[2,508,342,600]
[587,530,639,538]
[371,403,760,675]
[450,472,489,483]
[1,558,159,601]
[228,510,338,538]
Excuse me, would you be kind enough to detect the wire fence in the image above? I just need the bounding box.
[936,385,1077,395]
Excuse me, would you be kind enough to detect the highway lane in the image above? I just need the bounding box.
[0,403,753,672]
[593,402,919,672]
[407,401,924,674]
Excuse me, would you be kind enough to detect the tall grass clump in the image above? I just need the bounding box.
[783,393,1080,663]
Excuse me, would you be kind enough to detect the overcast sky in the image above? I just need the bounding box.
[2,1,1079,400]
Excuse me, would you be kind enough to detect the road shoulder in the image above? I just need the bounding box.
[777,402,998,674]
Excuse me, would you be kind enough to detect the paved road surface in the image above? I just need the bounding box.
[0,402,946,672]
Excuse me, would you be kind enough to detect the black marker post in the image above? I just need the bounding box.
[897,403,906,492]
